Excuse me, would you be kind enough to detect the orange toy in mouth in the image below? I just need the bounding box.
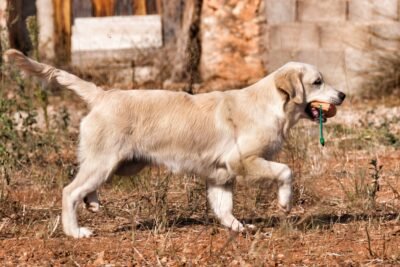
[309,101,337,118]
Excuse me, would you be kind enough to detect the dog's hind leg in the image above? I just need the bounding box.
[83,191,100,212]
[207,181,244,232]
[82,161,146,213]
[62,157,117,238]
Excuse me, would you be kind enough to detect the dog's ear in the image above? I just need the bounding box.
[274,69,304,104]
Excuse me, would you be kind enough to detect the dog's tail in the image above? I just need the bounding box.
[4,49,103,106]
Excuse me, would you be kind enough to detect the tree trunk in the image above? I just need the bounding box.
[169,0,203,93]
[36,0,55,61]
[53,0,72,63]
[92,0,115,16]
[6,0,35,54]
[132,0,146,15]
[0,0,7,67]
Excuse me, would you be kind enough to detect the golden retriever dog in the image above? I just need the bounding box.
[4,49,345,238]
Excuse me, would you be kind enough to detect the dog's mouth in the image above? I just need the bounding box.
[305,102,337,122]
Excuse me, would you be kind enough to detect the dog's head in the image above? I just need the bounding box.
[274,62,346,122]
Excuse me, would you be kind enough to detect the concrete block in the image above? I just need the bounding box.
[344,48,378,72]
[294,50,319,66]
[265,0,296,24]
[320,23,371,50]
[318,51,346,90]
[297,0,347,22]
[72,15,162,52]
[296,50,346,87]
[269,23,320,50]
[266,50,294,72]
[349,0,398,21]
[370,22,400,50]
[267,49,346,91]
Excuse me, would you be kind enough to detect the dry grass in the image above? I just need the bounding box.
[361,51,400,98]
[1,62,399,265]
[1,21,400,263]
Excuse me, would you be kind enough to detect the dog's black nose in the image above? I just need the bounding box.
[338,92,346,101]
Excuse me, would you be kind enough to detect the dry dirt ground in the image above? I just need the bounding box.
[1,96,399,266]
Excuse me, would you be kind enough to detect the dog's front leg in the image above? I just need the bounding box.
[207,181,244,231]
[234,156,293,212]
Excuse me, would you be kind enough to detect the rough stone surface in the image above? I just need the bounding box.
[168,0,202,91]
[36,0,55,61]
[262,1,400,94]
[265,0,296,24]
[320,23,371,51]
[349,0,399,22]
[268,49,345,90]
[32,0,400,92]
[344,48,380,94]
[200,0,266,91]
[302,50,345,85]
[269,23,319,50]
[0,1,7,29]
[266,50,295,72]
[344,48,379,73]
[0,0,7,48]
[297,0,347,22]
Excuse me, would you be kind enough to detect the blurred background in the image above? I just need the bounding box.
[2,0,400,94]
[0,1,399,265]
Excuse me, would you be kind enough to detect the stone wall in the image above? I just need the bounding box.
[200,0,400,94]
[200,0,267,91]
[266,0,400,94]
[5,0,400,93]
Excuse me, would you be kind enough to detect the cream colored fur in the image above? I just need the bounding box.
[4,49,345,238]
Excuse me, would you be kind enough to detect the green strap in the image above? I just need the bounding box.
[319,105,325,146]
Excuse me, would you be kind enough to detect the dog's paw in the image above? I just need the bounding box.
[85,202,100,213]
[229,220,244,232]
[69,227,93,238]
[243,224,258,234]
[278,203,291,214]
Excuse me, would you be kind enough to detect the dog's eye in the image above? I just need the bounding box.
[313,78,322,86]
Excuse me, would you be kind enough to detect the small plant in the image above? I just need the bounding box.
[53,106,70,132]
[365,225,376,257]
[0,41,69,191]
[334,158,384,211]
[367,159,382,209]
[153,173,171,233]
[0,97,17,185]
[184,174,204,216]
[361,51,400,98]
[25,16,39,60]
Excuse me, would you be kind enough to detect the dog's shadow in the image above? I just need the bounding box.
[113,212,399,233]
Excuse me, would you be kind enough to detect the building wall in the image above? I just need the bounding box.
[8,0,400,93]
[201,0,400,94]
[200,0,268,91]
